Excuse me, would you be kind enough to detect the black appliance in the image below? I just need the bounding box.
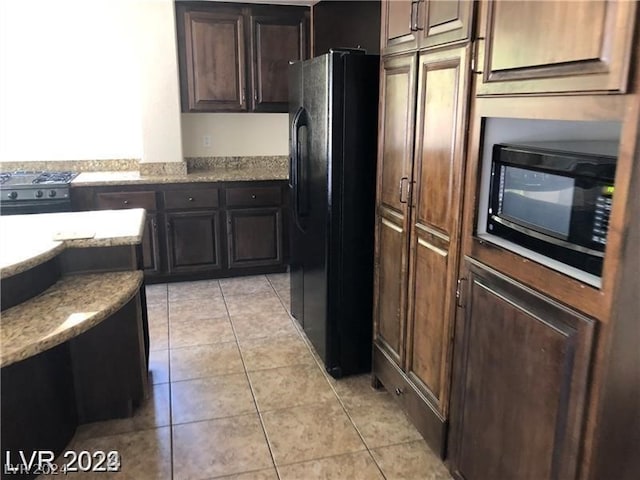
[487,141,618,276]
[0,171,78,215]
[289,50,379,378]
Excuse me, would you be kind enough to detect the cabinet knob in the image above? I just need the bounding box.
[188,197,194,202]
[123,200,129,205]
[395,387,404,396]
[251,194,256,199]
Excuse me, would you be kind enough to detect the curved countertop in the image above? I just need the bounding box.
[0,270,143,367]
[0,209,146,278]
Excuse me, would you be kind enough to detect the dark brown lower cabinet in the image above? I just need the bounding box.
[227,207,282,268]
[448,260,595,480]
[71,180,288,281]
[165,210,221,273]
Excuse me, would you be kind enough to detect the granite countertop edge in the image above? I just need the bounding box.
[71,168,289,187]
[0,271,143,368]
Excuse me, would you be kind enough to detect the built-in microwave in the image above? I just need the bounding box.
[486,141,617,277]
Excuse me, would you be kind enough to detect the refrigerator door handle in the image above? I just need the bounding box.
[291,106,309,231]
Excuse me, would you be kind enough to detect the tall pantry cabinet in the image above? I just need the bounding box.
[372,0,473,456]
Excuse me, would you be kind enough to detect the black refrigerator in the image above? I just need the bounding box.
[288,50,379,378]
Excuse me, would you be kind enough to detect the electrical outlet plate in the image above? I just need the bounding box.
[203,135,212,147]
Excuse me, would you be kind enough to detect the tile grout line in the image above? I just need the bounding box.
[219,276,283,480]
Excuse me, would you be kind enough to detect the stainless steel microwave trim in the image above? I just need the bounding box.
[490,215,605,258]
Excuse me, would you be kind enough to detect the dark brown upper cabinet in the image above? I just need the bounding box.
[381,0,474,55]
[250,8,308,112]
[476,0,637,95]
[176,2,309,113]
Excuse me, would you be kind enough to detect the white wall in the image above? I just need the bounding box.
[0,0,183,163]
[137,0,184,163]
[181,113,289,157]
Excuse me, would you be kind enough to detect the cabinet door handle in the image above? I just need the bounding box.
[123,200,129,205]
[410,1,423,32]
[395,387,404,396]
[399,177,409,204]
[151,218,157,232]
[188,197,194,202]
[251,194,257,199]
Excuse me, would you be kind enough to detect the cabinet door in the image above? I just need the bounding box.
[180,8,247,112]
[381,0,418,55]
[166,211,221,273]
[449,262,594,480]
[226,208,282,268]
[405,46,469,416]
[142,215,161,275]
[477,0,636,95]
[373,53,417,364]
[418,0,473,49]
[250,11,308,112]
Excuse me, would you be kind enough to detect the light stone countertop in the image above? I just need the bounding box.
[0,209,146,279]
[0,271,143,367]
[72,165,289,187]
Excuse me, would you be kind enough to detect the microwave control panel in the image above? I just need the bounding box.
[592,195,612,245]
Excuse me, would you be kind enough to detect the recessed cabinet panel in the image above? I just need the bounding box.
[142,215,161,275]
[378,54,416,214]
[383,0,417,54]
[375,214,406,362]
[183,10,246,111]
[420,0,473,49]
[415,60,460,237]
[408,236,448,401]
[227,208,282,268]
[478,0,636,94]
[450,263,594,480]
[166,211,221,272]
[251,16,306,111]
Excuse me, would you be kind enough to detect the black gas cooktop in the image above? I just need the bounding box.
[0,170,79,215]
[0,170,78,186]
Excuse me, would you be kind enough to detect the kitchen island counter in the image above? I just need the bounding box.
[0,208,146,278]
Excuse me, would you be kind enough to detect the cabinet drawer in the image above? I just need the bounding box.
[96,191,157,211]
[226,186,281,207]
[164,189,219,210]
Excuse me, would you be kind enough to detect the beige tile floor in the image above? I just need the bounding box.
[43,274,453,480]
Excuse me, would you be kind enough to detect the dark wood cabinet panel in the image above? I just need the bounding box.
[166,210,221,273]
[477,0,636,94]
[164,188,219,210]
[250,11,307,112]
[179,8,246,112]
[419,0,473,49]
[95,191,157,211]
[382,0,417,55]
[373,45,470,457]
[377,53,416,213]
[227,208,282,268]
[226,185,281,207]
[449,261,594,480]
[381,0,473,55]
[142,215,161,275]
[374,213,406,363]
